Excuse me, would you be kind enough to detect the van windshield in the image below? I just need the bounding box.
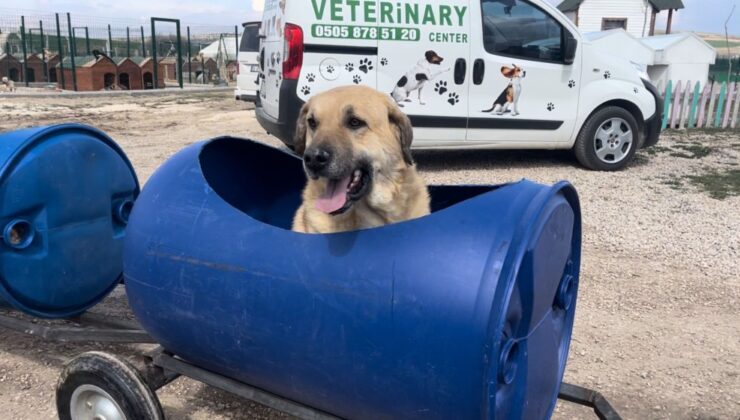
[240,23,260,53]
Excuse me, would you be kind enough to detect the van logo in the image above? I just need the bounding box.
[310,0,468,27]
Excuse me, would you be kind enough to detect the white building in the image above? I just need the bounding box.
[641,33,717,89]
[584,29,655,66]
[558,0,685,38]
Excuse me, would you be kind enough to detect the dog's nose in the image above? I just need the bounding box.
[304,146,332,173]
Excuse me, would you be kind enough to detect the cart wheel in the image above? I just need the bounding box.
[56,351,164,420]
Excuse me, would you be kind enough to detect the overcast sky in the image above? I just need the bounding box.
[5,0,739,35]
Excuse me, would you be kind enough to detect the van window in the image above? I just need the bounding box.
[481,0,563,62]
[240,23,261,53]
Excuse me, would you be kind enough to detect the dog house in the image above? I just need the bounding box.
[116,57,143,90]
[0,53,22,82]
[124,137,582,419]
[190,56,218,82]
[57,55,118,91]
[0,124,139,318]
[158,56,180,81]
[584,29,655,67]
[133,57,165,89]
[642,32,717,89]
[22,54,45,83]
[46,54,60,83]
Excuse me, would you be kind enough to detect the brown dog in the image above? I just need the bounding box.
[292,85,430,234]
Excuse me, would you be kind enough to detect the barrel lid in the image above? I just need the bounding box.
[0,124,139,318]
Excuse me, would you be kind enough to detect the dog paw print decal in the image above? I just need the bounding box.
[345,63,354,72]
[547,102,555,111]
[448,93,460,106]
[380,58,389,66]
[353,75,362,84]
[306,73,316,83]
[568,80,576,88]
[435,81,448,95]
[633,87,639,94]
[301,86,311,95]
[359,58,374,73]
[326,65,335,74]
[604,71,611,79]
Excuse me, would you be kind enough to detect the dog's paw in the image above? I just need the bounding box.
[353,75,362,84]
[345,63,354,72]
[380,57,389,66]
[326,65,335,74]
[434,81,448,95]
[359,58,374,73]
[306,73,316,83]
[301,86,311,95]
[568,79,576,88]
[547,102,555,111]
[447,92,460,106]
[634,87,639,94]
[603,70,611,79]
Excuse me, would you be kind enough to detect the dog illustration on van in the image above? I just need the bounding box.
[482,65,526,116]
[391,50,450,107]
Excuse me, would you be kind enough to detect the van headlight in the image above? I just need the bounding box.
[631,62,650,81]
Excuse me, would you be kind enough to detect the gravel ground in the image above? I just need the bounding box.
[0,92,738,420]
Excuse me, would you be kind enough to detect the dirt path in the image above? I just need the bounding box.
[0,92,737,419]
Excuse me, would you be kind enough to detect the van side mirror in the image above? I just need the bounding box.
[564,32,578,65]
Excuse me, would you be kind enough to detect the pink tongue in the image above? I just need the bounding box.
[315,176,351,214]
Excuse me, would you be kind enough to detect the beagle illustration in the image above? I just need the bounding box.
[482,65,526,116]
[391,50,450,106]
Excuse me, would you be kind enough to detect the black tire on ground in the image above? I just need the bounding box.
[56,351,164,420]
[574,106,640,171]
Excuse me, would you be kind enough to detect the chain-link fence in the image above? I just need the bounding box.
[0,8,241,91]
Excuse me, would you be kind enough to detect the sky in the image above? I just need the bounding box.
[4,0,739,35]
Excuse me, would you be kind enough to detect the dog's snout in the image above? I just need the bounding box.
[521,71,526,77]
[304,146,333,174]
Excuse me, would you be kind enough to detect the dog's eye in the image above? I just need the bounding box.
[348,117,366,129]
[307,117,317,129]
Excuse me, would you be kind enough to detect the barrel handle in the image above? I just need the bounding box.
[556,274,576,312]
[3,219,35,250]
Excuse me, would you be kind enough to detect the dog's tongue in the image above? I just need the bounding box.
[316,176,351,214]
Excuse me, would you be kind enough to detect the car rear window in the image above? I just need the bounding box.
[240,24,260,52]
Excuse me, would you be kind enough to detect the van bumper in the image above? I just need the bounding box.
[255,80,304,147]
[641,79,663,148]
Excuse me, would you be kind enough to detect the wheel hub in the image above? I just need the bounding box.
[70,385,126,420]
[594,117,633,164]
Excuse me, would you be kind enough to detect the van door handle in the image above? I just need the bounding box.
[454,58,467,85]
[473,59,485,85]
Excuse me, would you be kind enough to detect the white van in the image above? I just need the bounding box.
[255,0,663,171]
[235,21,261,102]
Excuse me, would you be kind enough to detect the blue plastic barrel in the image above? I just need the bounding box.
[0,124,139,318]
[124,137,581,419]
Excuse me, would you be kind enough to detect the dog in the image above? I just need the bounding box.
[1,77,16,93]
[482,65,526,116]
[391,50,450,106]
[292,85,430,234]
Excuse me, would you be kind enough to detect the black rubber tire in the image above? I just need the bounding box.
[574,106,640,171]
[56,351,164,420]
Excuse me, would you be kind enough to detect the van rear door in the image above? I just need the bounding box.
[259,0,287,119]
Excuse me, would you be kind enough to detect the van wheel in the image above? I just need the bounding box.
[56,352,164,420]
[574,106,639,171]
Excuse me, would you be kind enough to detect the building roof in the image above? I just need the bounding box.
[0,53,20,63]
[58,55,114,67]
[558,0,684,12]
[640,32,711,51]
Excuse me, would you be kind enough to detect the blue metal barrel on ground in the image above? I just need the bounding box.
[0,124,139,319]
[124,137,581,419]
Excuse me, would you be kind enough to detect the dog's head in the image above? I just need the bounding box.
[501,65,526,79]
[425,50,444,65]
[294,85,415,216]
[1,77,7,84]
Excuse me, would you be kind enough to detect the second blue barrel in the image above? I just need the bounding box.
[0,124,139,318]
[124,137,581,419]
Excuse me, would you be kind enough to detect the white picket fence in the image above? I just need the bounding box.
[657,80,740,130]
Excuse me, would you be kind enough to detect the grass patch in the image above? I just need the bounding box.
[687,169,740,200]
[670,144,712,159]
[706,39,740,48]
[645,146,672,155]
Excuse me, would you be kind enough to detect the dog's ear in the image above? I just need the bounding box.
[501,66,513,77]
[387,99,415,166]
[293,102,310,156]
